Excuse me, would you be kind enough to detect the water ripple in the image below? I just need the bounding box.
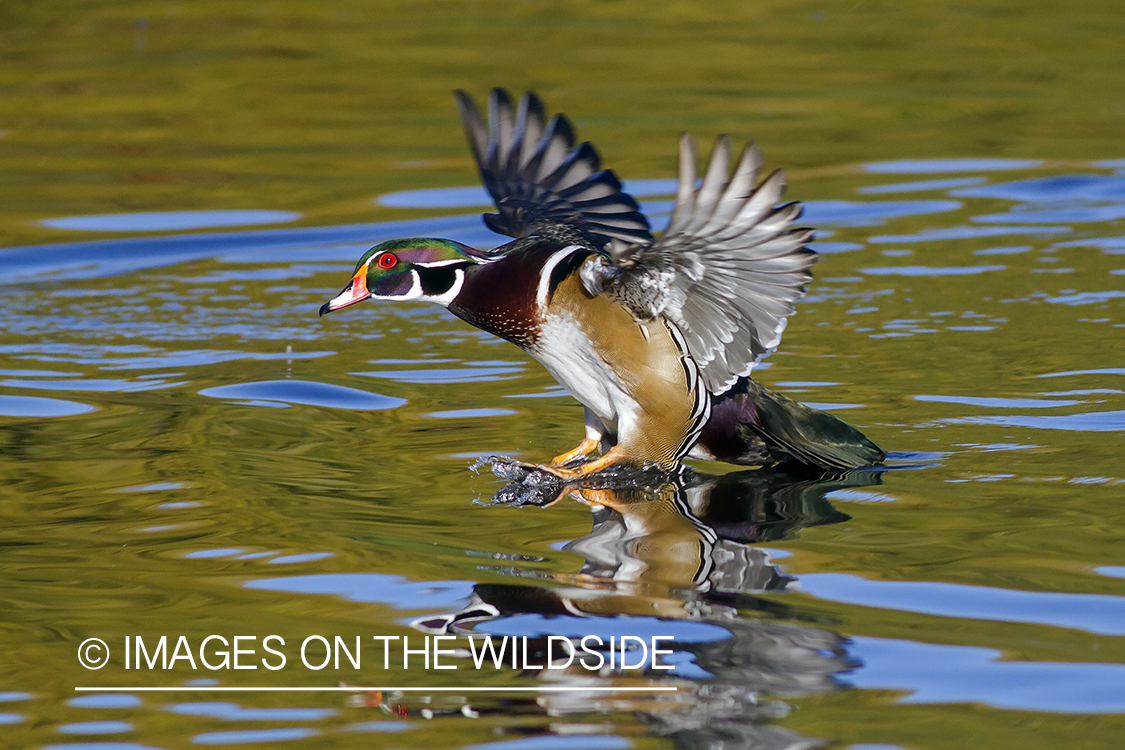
[199,380,406,410]
[0,394,95,417]
[801,573,1125,635]
[860,265,1006,277]
[245,573,474,610]
[863,158,1044,173]
[938,410,1125,432]
[847,636,1125,713]
[915,395,1084,408]
[41,210,301,232]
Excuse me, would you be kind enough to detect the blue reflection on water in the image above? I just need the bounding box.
[1053,236,1125,253]
[0,347,330,371]
[1036,368,1125,378]
[57,721,134,734]
[915,395,1084,408]
[355,365,525,384]
[1045,291,1125,306]
[343,720,410,733]
[377,186,491,208]
[463,736,633,750]
[199,380,406,410]
[953,174,1125,202]
[424,408,519,419]
[185,548,244,560]
[0,377,184,393]
[860,265,1006,276]
[800,573,1125,635]
[972,245,1031,256]
[42,744,170,750]
[802,200,961,226]
[808,241,865,254]
[246,573,475,610]
[858,177,987,194]
[267,552,334,565]
[975,205,1125,223]
[67,695,143,709]
[847,636,1125,713]
[0,394,95,417]
[870,226,1073,243]
[940,410,1125,432]
[863,159,1044,173]
[41,210,301,232]
[117,482,191,493]
[825,489,896,503]
[1035,368,1125,377]
[947,174,1125,223]
[168,702,335,721]
[192,728,318,745]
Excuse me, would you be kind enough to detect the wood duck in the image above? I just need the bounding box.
[321,89,885,477]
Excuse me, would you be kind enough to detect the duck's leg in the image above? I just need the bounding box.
[548,438,599,467]
[549,408,607,467]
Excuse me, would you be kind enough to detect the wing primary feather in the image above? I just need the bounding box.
[684,135,732,233]
[733,169,787,228]
[704,142,762,232]
[488,89,516,166]
[514,92,546,170]
[665,133,698,236]
[535,115,577,183]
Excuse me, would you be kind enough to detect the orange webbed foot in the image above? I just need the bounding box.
[534,447,629,480]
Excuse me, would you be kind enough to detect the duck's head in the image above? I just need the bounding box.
[319,238,475,316]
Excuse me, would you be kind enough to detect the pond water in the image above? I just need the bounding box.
[2,3,1124,750]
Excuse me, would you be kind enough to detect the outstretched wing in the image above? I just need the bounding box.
[590,134,817,395]
[454,88,653,249]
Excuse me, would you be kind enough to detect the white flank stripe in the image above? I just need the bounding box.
[666,320,711,461]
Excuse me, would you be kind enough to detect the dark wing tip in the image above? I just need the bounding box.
[452,89,653,247]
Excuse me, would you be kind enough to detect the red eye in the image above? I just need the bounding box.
[377,253,398,269]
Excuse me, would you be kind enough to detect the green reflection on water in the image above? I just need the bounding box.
[1,1,1124,749]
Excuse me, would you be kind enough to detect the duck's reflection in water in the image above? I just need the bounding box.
[414,468,884,749]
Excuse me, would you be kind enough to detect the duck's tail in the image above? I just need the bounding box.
[694,378,885,471]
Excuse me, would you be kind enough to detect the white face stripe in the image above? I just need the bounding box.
[415,258,472,268]
[536,244,586,311]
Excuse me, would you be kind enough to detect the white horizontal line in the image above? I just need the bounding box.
[75,686,677,693]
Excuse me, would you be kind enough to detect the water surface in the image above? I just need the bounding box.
[2,3,1124,750]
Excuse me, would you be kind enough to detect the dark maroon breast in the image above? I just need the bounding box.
[449,240,584,350]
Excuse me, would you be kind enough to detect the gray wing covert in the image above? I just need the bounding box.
[593,134,817,395]
[454,88,653,249]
